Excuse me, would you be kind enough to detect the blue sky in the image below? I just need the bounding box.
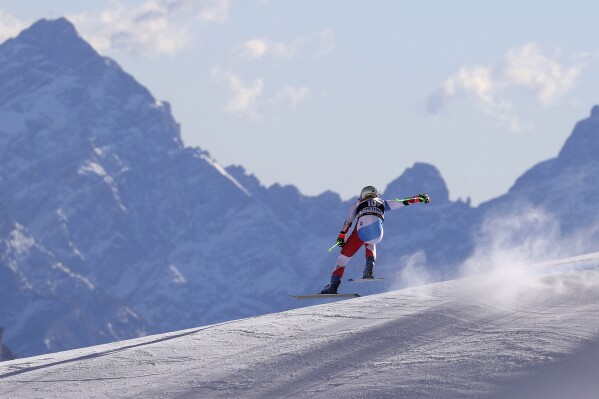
[2,1,598,204]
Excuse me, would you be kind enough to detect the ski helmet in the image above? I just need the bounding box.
[360,186,379,199]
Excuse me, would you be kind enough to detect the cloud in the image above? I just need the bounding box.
[240,30,335,60]
[69,0,192,56]
[243,39,270,59]
[504,43,582,105]
[69,0,231,56]
[242,38,294,59]
[268,85,310,107]
[225,76,263,118]
[211,68,310,118]
[211,68,263,118]
[444,66,494,104]
[0,10,27,43]
[198,0,231,23]
[444,65,523,131]
[428,43,585,131]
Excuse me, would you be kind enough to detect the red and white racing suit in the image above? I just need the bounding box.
[330,196,421,279]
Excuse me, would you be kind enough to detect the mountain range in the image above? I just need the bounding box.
[1,18,598,358]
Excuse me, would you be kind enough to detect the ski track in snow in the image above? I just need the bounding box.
[1,266,599,399]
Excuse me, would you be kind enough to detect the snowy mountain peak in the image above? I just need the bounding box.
[19,17,77,41]
[2,18,97,70]
[559,105,599,163]
[383,162,450,203]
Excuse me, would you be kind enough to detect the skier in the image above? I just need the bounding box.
[320,185,430,294]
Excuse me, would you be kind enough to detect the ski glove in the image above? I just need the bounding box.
[336,232,347,247]
[418,193,431,203]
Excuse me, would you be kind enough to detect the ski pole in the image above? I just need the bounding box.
[327,242,340,252]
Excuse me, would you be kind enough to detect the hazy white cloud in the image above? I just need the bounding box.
[445,66,495,107]
[428,43,585,131]
[443,65,523,131]
[211,68,310,118]
[224,76,264,118]
[240,30,335,60]
[0,10,27,42]
[268,85,310,107]
[69,0,231,56]
[211,68,263,118]
[242,38,294,59]
[243,38,269,59]
[69,0,192,56]
[198,0,230,23]
[505,43,582,105]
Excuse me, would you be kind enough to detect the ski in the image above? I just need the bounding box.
[291,293,360,300]
[348,277,384,282]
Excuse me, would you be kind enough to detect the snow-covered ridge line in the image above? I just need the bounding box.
[534,250,599,269]
[197,152,252,197]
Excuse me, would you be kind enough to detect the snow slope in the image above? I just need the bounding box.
[1,255,598,399]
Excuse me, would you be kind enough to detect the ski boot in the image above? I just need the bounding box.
[362,256,375,279]
[320,275,342,294]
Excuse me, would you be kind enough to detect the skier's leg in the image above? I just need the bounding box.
[321,229,363,294]
[365,243,376,258]
[363,243,376,278]
[320,268,344,294]
[356,218,383,279]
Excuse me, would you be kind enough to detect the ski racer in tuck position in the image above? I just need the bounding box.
[320,185,430,294]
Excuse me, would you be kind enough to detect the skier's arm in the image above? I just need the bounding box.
[336,201,358,246]
[384,193,431,211]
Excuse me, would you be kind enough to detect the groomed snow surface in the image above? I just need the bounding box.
[1,256,599,399]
